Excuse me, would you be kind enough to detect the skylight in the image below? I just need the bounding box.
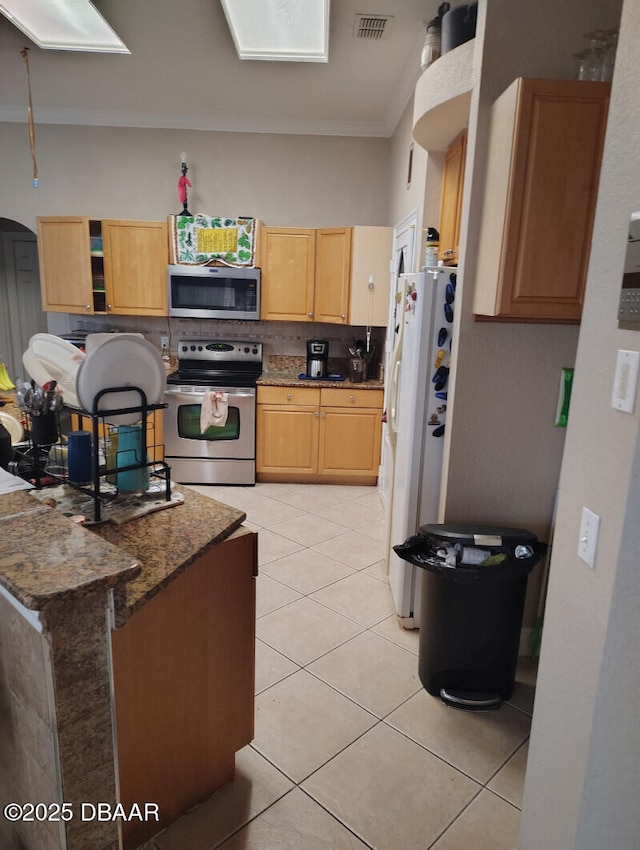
[0,0,129,53]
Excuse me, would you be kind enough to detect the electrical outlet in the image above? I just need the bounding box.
[578,507,600,568]
[160,336,169,351]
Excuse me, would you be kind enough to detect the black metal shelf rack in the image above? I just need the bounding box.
[13,385,170,523]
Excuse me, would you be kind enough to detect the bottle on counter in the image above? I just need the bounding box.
[424,227,440,267]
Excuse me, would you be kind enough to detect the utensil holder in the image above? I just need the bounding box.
[348,358,367,383]
[30,413,58,447]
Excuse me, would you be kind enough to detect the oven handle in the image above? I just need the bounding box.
[165,388,255,401]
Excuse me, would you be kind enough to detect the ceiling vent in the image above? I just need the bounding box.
[354,14,393,40]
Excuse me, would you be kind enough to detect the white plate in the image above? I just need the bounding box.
[84,332,144,356]
[0,411,24,444]
[75,336,166,425]
[24,333,85,408]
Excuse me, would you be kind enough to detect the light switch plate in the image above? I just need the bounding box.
[612,349,640,413]
[578,507,600,569]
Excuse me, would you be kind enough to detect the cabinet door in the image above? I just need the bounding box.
[102,220,168,316]
[349,226,393,327]
[474,78,609,321]
[257,405,320,473]
[259,227,316,321]
[37,216,93,313]
[438,131,467,266]
[318,406,382,477]
[315,228,352,324]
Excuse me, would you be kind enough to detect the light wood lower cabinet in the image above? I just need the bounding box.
[257,385,384,484]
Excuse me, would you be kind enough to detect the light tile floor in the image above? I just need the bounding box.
[145,482,537,850]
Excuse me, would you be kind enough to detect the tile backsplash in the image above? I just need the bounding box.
[46,314,386,374]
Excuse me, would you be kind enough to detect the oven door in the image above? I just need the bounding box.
[164,385,256,461]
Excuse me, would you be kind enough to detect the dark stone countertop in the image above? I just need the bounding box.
[0,486,245,624]
[258,370,384,391]
[95,485,245,625]
[0,490,139,611]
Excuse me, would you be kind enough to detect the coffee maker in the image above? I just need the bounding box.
[306,339,329,378]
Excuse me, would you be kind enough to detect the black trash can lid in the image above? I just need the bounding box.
[419,523,538,546]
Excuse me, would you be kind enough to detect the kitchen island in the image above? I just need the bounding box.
[0,485,257,850]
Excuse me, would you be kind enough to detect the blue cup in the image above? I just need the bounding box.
[67,430,92,484]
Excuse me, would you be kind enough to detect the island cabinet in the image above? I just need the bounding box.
[37,216,169,316]
[0,486,254,850]
[438,130,467,266]
[473,78,610,322]
[257,385,384,484]
[111,528,256,850]
[259,225,392,326]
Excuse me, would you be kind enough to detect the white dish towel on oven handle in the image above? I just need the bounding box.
[200,391,229,432]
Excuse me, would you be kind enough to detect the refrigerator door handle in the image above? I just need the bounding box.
[389,359,401,436]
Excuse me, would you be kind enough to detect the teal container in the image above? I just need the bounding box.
[116,425,150,492]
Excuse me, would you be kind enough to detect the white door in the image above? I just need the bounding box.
[0,232,46,383]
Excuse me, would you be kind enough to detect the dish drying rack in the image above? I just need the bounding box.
[14,386,170,523]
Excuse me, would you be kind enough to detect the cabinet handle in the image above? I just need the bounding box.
[315,411,319,417]
[107,304,112,311]
[350,395,355,402]
[320,412,325,418]
[286,393,292,400]
[341,314,345,320]
[85,304,91,311]
[308,312,313,318]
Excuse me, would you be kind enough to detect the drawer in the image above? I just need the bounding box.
[258,385,321,406]
[320,388,384,409]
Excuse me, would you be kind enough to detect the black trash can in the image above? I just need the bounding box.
[394,524,546,711]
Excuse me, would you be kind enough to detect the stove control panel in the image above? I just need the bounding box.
[177,339,262,363]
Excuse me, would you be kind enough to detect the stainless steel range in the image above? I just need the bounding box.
[164,339,262,485]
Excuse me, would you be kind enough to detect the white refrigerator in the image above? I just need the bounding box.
[383,268,457,627]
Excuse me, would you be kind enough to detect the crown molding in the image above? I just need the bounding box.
[0,105,390,138]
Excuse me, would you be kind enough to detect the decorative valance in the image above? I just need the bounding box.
[169,215,257,266]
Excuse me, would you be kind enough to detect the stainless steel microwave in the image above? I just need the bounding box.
[168,264,261,320]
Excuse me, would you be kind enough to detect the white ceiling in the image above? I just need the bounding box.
[0,0,437,138]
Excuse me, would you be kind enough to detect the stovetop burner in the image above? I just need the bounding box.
[167,339,263,387]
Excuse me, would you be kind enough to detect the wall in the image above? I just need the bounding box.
[437,0,620,633]
[389,96,444,272]
[0,124,390,232]
[521,0,640,845]
[0,123,391,373]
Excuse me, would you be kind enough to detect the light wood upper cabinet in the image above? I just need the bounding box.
[473,78,610,322]
[315,228,352,323]
[102,220,168,316]
[259,225,392,325]
[438,130,467,266]
[258,227,316,321]
[37,216,168,316]
[37,216,94,313]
